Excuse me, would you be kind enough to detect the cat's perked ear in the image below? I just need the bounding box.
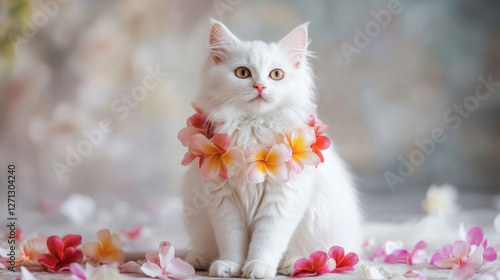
[209,18,240,64]
[278,22,310,68]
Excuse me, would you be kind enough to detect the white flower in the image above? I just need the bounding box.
[421,184,458,214]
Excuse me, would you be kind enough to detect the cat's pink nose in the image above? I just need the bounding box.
[253,83,266,94]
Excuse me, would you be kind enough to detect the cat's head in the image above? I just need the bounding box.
[198,19,315,121]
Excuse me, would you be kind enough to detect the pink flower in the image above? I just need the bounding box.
[308,117,331,163]
[244,143,292,183]
[177,104,214,148]
[16,236,49,266]
[384,240,427,266]
[291,251,336,278]
[465,226,497,262]
[284,128,321,174]
[327,246,359,273]
[140,241,195,280]
[432,240,483,270]
[37,234,83,272]
[187,133,243,180]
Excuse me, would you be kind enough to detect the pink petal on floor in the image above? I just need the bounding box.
[145,252,160,265]
[433,257,460,269]
[449,264,475,280]
[62,234,82,248]
[46,236,64,260]
[384,249,409,264]
[465,226,483,247]
[159,246,176,269]
[328,246,345,262]
[453,241,471,259]
[293,257,314,272]
[69,263,86,280]
[165,258,196,279]
[140,262,164,277]
[483,246,497,262]
[317,258,336,274]
[466,245,483,270]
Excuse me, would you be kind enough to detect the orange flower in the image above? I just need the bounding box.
[285,128,321,173]
[82,229,126,264]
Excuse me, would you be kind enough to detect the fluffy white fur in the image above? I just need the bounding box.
[182,19,362,278]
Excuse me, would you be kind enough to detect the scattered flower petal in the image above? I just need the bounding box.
[327,246,359,273]
[37,234,83,272]
[140,242,194,280]
[292,251,336,278]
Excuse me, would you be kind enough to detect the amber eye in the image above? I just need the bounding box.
[269,69,284,80]
[235,67,251,79]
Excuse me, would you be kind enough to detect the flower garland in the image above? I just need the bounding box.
[177,104,331,183]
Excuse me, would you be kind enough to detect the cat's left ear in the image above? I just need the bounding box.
[209,18,240,64]
[278,22,309,68]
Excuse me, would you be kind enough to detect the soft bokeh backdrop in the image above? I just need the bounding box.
[1,0,499,237]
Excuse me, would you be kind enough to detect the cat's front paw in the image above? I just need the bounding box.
[241,260,277,278]
[208,260,242,277]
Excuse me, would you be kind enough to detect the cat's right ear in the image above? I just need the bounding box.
[209,18,239,64]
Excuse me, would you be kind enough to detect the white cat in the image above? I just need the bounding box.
[181,19,362,278]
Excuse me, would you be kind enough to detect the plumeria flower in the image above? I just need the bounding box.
[308,116,331,163]
[70,262,124,280]
[384,240,427,266]
[82,229,126,265]
[37,234,83,272]
[140,241,195,280]
[285,128,321,173]
[327,246,359,273]
[432,240,483,270]
[16,236,48,266]
[187,133,244,180]
[244,143,292,183]
[291,251,336,278]
[177,104,213,148]
[464,226,497,262]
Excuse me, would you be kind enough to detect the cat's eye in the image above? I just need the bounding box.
[269,69,284,80]
[235,67,251,79]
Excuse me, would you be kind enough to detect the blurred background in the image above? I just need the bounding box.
[0,0,499,241]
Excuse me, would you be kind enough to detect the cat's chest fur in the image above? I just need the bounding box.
[212,111,308,148]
